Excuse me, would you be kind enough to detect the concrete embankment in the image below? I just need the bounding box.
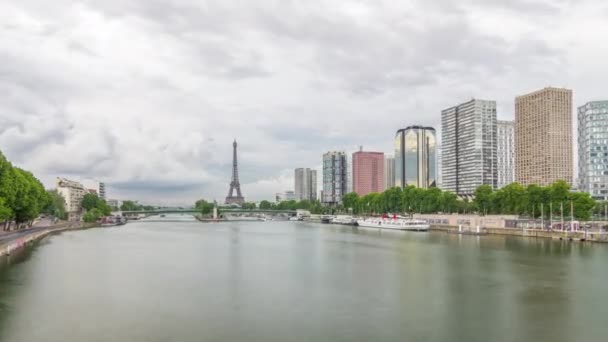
[0,222,98,264]
[430,225,608,243]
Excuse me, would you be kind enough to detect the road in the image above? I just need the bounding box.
[0,226,54,246]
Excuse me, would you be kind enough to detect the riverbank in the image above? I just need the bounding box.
[429,224,608,243]
[0,222,99,268]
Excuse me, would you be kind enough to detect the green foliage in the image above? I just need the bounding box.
[83,208,102,222]
[44,190,67,220]
[259,200,272,210]
[81,193,112,217]
[241,202,257,210]
[120,200,140,211]
[82,193,99,211]
[195,199,215,215]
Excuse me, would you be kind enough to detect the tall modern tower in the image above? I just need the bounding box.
[436,145,442,189]
[225,140,245,205]
[515,87,572,186]
[352,148,384,196]
[441,99,497,197]
[578,101,608,200]
[395,126,436,189]
[384,154,395,190]
[497,120,515,188]
[322,151,347,205]
[294,168,317,201]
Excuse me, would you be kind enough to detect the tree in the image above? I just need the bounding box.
[473,185,494,215]
[82,193,100,211]
[121,200,140,211]
[83,208,102,222]
[342,192,359,213]
[259,200,272,210]
[195,199,215,215]
[44,190,67,220]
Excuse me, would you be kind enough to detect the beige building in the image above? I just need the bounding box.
[56,177,86,214]
[515,87,573,186]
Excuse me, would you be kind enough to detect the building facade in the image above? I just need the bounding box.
[436,145,442,189]
[395,126,436,189]
[515,87,573,186]
[294,168,317,201]
[384,154,395,190]
[98,182,106,200]
[578,101,608,200]
[322,151,348,205]
[441,99,497,197]
[352,149,385,196]
[276,191,296,203]
[56,177,86,214]
[497,120,515,188]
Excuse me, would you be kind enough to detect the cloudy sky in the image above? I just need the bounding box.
[1,0,607,205]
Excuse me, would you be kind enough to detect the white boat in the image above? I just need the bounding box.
[289,216,302,221]
[331,215,357,225]
[356,216,429,231]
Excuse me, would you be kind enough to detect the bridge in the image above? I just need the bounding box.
[121,208,297,215]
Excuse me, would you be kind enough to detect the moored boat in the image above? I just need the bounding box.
[356,215,429,231]
[331,215,357,225]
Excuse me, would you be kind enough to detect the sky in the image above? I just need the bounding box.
[1,0,608,205]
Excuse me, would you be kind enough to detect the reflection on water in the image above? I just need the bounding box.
[0,221,607,342]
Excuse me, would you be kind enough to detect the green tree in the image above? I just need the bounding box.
[82,193,100,211]
[342,192,360,213]
[83,208,102,222]
[121,200,140,211]
[259,200,272,210]
[44,190,67,220]
[473,185,494,215]
[195,199,215,215]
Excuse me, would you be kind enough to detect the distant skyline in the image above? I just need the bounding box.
[1,1,607,205]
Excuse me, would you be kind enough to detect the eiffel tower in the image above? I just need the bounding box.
[225,139,245,205]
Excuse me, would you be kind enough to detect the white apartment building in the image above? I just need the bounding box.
[56,177,86,214]
[497,120,515,188]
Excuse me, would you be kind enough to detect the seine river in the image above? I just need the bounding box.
[1,217,608,342]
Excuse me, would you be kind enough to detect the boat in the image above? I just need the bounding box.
[331,215,357,225]
[320,215,333,224]
[356,215,429,231]
[289,216,302,221]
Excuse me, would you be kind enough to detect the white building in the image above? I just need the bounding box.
[441,99,497,197]
[497,120,515,188]
[56,177,86,214]
[578,101,608,200]
[98,182,106,200]
[384,154,395,189]
[294,168,317,201]
[436,146,442,189]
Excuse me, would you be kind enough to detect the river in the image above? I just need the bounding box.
[1,217,608,342]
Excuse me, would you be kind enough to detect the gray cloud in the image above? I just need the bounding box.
[0,0,606,205]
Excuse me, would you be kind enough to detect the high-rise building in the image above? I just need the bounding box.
[395,126,436,189]
[294,168,317,201]
[436,145,442,189]
[441,99,497,197]
[352,149,384,196]
[384,154,395,190]
[98,182,106,200]
[346,153,353,194]
[515,87,572,186]
[497,120,515,188]
[56,177,86,214]
[578,101,608,200]
[322,151,347,205]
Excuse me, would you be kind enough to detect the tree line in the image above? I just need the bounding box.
[341,180,596,220]
[1,151,57,230]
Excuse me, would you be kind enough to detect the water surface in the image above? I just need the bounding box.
[1,218,607,342]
